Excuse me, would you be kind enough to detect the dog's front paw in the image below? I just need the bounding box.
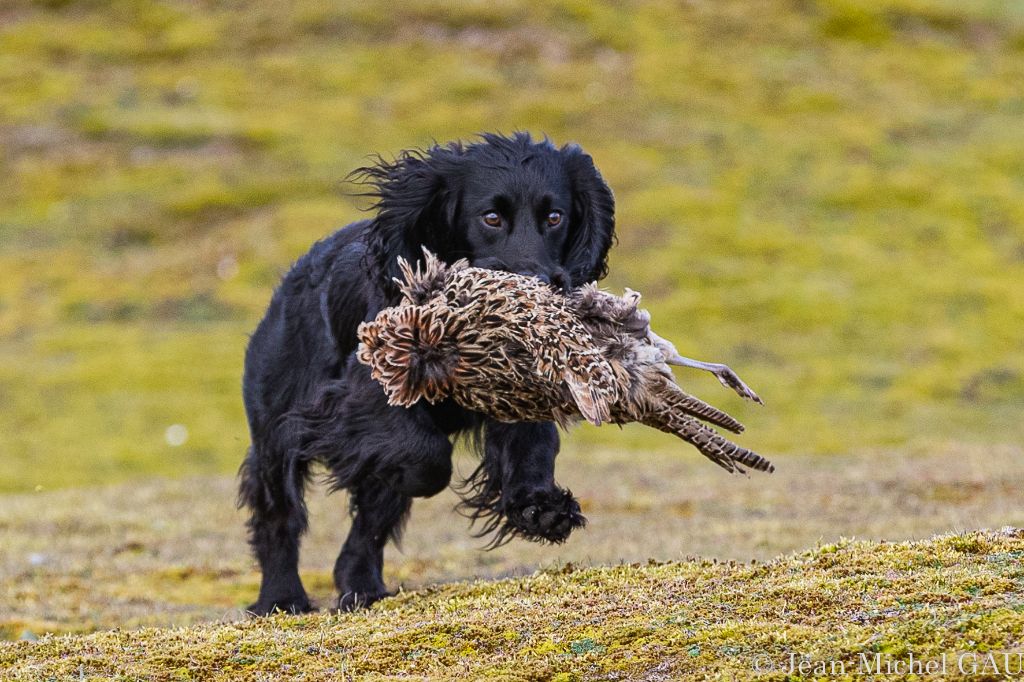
[335,589,392,612]
[247,596,315,617]
[506,488,586,543]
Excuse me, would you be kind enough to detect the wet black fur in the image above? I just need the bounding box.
[238,133,615,615]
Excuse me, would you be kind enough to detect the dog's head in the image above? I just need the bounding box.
[357,132,615,299]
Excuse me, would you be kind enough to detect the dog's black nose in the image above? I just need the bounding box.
[514,268,569,291]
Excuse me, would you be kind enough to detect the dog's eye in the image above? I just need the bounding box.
[482,212,502,228]
[546,211,563,227]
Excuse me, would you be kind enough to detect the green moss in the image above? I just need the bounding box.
[2,530,1022,679]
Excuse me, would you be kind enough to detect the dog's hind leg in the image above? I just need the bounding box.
[238,437,314,616]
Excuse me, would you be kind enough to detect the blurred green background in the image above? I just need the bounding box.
[2,0,1023,492]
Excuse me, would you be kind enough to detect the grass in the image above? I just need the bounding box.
[3,527,1023,680]
[2,0,1024,490]
[3,445,1022,641]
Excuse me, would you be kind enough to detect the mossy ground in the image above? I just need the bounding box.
[3,446,1022,644]
[3,528,1023,680]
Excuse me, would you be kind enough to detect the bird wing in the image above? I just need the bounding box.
[510,296,620,426]
[561,350,615,426]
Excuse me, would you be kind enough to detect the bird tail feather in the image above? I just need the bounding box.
[647,407,774,474]
[661,382,746,434]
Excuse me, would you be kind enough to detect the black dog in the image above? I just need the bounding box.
[238,132,615,615]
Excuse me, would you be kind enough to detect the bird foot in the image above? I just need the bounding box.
[661,347,765,405]
[709,364,764,405]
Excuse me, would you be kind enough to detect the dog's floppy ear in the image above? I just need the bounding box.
[561,144,616,285]
[355,145,463,299]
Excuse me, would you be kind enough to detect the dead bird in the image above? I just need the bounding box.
[358,249,772,474]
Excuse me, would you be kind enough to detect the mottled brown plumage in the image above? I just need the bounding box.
[357,249,773,475]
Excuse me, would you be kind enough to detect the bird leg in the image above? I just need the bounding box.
[668,355,764,405]
[646,329,764,404]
